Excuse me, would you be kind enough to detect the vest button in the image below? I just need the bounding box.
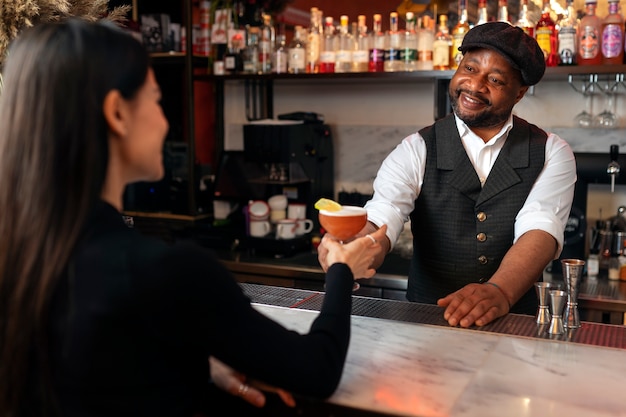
[476,232,487,242]
[478,255,488,264]
[476,212,487,222]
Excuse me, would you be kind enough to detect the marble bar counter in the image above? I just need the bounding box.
[218,249,626,324]
[242,283,626,417]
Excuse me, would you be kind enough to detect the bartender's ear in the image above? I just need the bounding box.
[514,85,529,104]
[103,90,129,137]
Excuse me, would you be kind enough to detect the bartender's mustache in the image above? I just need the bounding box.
[453,88,491,106]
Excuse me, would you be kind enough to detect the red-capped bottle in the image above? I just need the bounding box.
[535,0,558,66]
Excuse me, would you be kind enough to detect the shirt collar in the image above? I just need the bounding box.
[454,113,514,145]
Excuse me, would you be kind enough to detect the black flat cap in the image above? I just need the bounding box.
[458,22,546,86]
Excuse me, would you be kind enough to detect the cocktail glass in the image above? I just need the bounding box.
[319,205,368,290]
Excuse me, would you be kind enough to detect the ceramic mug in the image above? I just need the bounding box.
[268,194,288,211]
[288,203,307,220]
[270,209,286,223]
[275,219,297,240]
[296,219,314,235]
[248,200,270,221]
[249,220,271,237]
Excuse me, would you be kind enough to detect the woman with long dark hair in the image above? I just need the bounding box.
[0,18,386,417]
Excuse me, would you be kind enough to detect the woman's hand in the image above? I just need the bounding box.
[209,356,296,408]
[325,225,388,278]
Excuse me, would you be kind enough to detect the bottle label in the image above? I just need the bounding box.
[602,24,623,58]
[384,48,401,62]
[536,28,554,58]
[558,28,576,63]
[369,48,384,62]
[353,50,369,63]
[433,41,450,67]
[400,48,417,62]
[307,34,320,62]
[336,50,352,64]
[418,50,433,62]
[451,35,464,66]
[579,26,600,59]
[319,50,336,63]
[288,47,305,70]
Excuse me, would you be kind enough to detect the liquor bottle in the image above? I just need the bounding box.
[288,25,306,74]
[385,12,403,72]
[578,0,602,65]
[352,15,370,72]
[557,0,578,65]
[306,7,322,73]
[497,0,509,23]
[515,0,535,37]
[602,0,624,65]
[451,0,470,70]
[335,15,353,73]
[416,15,434,71]
[258,13,275,74]
[476,0,489,26]
[369,13,385,72]
[535,0,558,67]
[433,14,452,70]
[272,30,288,73]
[401,12,419,72]
[587,249,600,278]
[224,31,244,74]
[242,25,259,74]
[319,16,336,73]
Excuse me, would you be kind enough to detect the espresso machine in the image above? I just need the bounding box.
[551,146,626,275]
[211,120,334,256]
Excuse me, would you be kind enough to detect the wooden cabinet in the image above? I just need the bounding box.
[110,0,215,221]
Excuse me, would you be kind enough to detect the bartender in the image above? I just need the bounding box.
[318,22,577,328]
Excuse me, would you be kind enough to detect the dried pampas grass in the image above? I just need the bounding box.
[0,0,131,65]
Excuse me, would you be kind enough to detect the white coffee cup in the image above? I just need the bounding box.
[288,203,307,220]
[275,219,297,240]
[296,219,314,235]
[270,209,286,223]
[248,200,270,221]
[268,194,288,211]
[249,220,271,237]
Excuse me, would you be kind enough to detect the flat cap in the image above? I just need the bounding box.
[458,22,546,86]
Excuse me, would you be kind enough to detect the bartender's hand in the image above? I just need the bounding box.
[436,282,510,328]
[324,225,387,278]
[318,222,388,273]
[209,356,296,408]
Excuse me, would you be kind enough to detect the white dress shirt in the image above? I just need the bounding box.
[365,114,577,258]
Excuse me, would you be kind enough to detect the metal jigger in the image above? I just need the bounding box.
[561,259,585,329]
[548,289,566,335]
[534,282,553,324]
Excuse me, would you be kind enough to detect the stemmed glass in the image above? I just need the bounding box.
[594,74,620,128]
[319,206,368,291]
[569,74,596,128]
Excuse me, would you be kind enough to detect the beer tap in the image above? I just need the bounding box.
[608,145,620,193]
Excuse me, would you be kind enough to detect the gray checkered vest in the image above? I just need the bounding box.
[407,114,547,315]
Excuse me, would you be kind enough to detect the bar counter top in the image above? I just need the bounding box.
[217,249,626,323]
[243,283,626,417]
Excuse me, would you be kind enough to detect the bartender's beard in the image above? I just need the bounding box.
[449,88,512,129]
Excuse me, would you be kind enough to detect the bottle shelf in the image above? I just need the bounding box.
[197,64,626,84]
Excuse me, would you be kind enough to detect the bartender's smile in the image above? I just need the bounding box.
[458,90,491,109]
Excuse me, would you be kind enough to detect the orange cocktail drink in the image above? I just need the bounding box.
[318,206,367,242]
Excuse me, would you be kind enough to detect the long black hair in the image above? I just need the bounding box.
[0,18,150,417]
